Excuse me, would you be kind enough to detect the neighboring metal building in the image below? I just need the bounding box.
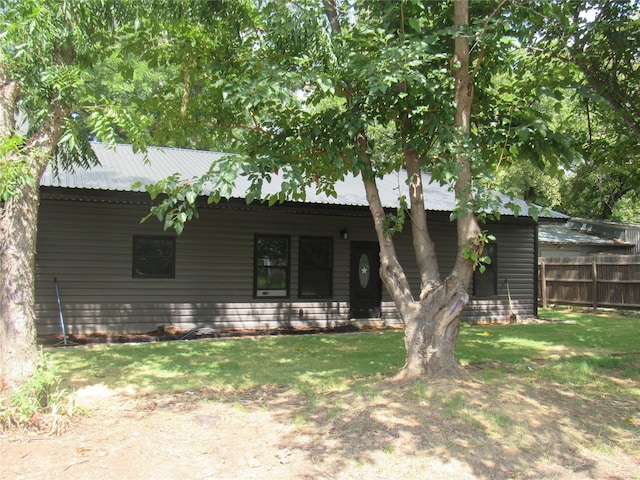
[539,222,635,258]
[566,218,640,254]
[35,143,564,334]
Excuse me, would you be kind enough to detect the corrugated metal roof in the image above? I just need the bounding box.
[539,223,634,246]
[40,142,564,218]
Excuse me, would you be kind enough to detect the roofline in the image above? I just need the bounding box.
[40,186,539,225]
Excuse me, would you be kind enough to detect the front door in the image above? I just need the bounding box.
[350,242,382,318]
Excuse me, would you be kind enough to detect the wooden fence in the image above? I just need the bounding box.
[538,255,640,310]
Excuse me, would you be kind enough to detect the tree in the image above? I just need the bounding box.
[562,0,640,140]
[145,0,552,379]
[0,0,150,393]
[559,107,640,220]
[0,0,258,394]
[529,0,640,220]
[483,1,639,222]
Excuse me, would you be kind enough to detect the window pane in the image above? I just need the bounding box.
[257,238,288,262]
[473,243,497,297]
[255,235,289,297]
[133,236,175,278]
[299,237,333,298]
[257,267,287,289]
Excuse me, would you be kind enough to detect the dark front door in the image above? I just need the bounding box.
[350,242,382,318]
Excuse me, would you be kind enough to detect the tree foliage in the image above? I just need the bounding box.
[1,0,159,393]
[496,0,640,221]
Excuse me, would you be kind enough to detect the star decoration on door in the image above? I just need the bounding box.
[360,266,368,275]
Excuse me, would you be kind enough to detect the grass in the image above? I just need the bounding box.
[51,332,406,394]
[457,309,640,365]
[38,309,639,476]
[49,308,640,396]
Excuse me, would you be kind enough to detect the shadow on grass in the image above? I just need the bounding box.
[259,356,640,479]
[48,316,640,479]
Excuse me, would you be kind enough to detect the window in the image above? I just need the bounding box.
[473,243,497,297]
[254,235,290,297]
[299,237,333,298]
[132,236,175,278]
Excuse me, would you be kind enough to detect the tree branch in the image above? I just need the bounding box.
[451,0,481,285]
[358,134,414,314]
[404,147,440,295]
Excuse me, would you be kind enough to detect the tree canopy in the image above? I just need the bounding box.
[494,0,640,222]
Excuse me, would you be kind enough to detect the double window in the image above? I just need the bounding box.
[253,235,334,299]
[132,236,175,278]
[473,243,497,297]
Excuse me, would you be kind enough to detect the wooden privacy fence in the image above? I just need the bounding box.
[539,255,640,310]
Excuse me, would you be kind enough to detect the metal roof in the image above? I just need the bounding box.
[40,142,564,218]
[538,223,634,246]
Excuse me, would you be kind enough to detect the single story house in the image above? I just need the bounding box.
[35,143,565,335]
[539,220,636,258]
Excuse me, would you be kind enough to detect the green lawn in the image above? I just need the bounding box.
[458,309,640,364]
[50,308,640,395]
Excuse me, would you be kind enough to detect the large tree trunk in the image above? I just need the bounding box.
[400,280,469,379]
[360,146,474,381]
[360,0,479,381]
[0,71,68,394]
[337,0,479,381]
[0,74,38,395]
[0,182,41,394]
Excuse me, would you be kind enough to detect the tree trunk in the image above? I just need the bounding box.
[1,70,69,394]
[0,183,41,394]
[359,143,471,381]
[387,0,479,381]
[398,278,469,380]
[341,0,478,381]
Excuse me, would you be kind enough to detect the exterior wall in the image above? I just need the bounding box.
[36,196,361,334]
[383,219,538,324]
[35,192,538,334]
[465,222,538,322]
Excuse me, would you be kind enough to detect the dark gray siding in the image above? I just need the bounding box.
[380,220,538,324]
[465,222,538,322]
[36,197,368,334]
[35,194,537,334]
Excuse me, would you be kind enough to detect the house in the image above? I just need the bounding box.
[34,143,565,335]
[539,220,636,258]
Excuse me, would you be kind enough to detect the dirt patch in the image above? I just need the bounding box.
[2,370,638,480]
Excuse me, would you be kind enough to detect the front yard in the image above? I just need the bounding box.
[1,308,638,479]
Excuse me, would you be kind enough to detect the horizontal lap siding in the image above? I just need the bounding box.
[466,223,537,322]
[35,301,350,334]
[35,199,369,334]
[35,197,537,334]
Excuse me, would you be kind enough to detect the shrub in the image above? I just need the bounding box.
[0,352,75,435]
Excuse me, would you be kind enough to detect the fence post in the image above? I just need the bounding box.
[592,259,598,311]
[540,259,548,309]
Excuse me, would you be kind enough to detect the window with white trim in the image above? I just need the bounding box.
[254,235,290,297]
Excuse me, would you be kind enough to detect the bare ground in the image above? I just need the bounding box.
[2,364,639,480]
